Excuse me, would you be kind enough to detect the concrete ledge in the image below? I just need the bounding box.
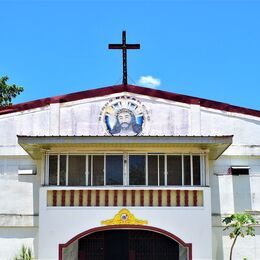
[0,214,38,227]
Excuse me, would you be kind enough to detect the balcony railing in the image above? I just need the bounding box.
[46,187,204,207]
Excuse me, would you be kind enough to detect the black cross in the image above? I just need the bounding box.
[109,31,140,85]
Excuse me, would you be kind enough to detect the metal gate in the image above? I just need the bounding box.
[78,230,179,260]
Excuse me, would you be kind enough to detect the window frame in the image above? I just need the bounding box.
[230,166,250,176]
[46,152,206,187]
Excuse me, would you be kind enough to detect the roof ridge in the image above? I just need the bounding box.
[0,84,260,118]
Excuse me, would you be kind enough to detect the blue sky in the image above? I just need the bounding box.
[1,0,260,110]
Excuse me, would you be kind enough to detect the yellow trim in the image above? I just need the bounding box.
[101,208,148,225]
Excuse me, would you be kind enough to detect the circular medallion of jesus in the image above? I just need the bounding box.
[100,96,149,136]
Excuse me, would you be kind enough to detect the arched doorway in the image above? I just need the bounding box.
[59,225,192,260]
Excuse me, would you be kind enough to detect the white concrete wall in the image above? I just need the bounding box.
[0,227,38,260]
[59,94,191,136]
[0,91,260,259]
[39,187,212,260]
[211,156,260,214]
[1,92,260,153]
[211,154,260,259]
[212,223,260,260]
[0,156,39,215]
[0,107,50,156]
[0,155,39,259]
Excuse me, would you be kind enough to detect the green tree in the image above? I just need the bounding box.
[223,212,258,260]
[0,76,23,107]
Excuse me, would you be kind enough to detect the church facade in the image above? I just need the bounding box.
[0,84,259,259]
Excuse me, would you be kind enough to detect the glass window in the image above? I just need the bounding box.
[184,155,191,185]
[106,155,123,185]
[129,155,146,185]
[88,155,91,186]
[49,155,58,185]
[148,155,158,185]
[68,156,86,186]
[167,155,182,185]
[159,155,165,186]
[231,167,249,175]
[93,155,104,186]
[48,153,204,187]
[59,155,66,186]
[193,156,201,185]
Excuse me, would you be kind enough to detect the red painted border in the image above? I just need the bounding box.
[58,225,192,260]
[1,83,260,119]
[53,190,57,207]
[193,190,198,206]
[79,190,83,206]
[87,190,91,206]
[114,190,118,206]
[96,190,100,206]
[176,190,181,206]
[123,190,127,206]
[105,190,109,206]
[70,190,74,206]
[50,189,201,207]
[184,190,189,206]
[131,190,135,206]
[149,190,153,206]
[140,190,144,206]
[158,190,162,206]
[167,190,171,206]
[61,190,65,206]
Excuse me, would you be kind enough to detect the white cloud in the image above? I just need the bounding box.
[137,75,161,89]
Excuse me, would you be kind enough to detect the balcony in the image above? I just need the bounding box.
[46,186,205,207]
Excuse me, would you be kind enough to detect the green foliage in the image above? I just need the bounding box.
[13,245,33,260]
[0,76,23,107]
[223,212,257,238]
[223,212,258,260]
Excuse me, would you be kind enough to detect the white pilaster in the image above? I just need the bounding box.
[190,104,201,135]
[49,103,60,135]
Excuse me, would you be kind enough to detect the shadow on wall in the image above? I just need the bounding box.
[210,167,224,260]
[0,227,38,259]
[63,240,78,260]
[18,170,40,221]
[17,164,40,259]
[212,225,224,260]
[232,175,252,212]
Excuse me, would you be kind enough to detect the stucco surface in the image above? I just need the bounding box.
[0,92,259,259]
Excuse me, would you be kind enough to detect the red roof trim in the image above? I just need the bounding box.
[0,84,260,118]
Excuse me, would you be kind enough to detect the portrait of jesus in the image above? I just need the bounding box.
[110,108,142,136]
